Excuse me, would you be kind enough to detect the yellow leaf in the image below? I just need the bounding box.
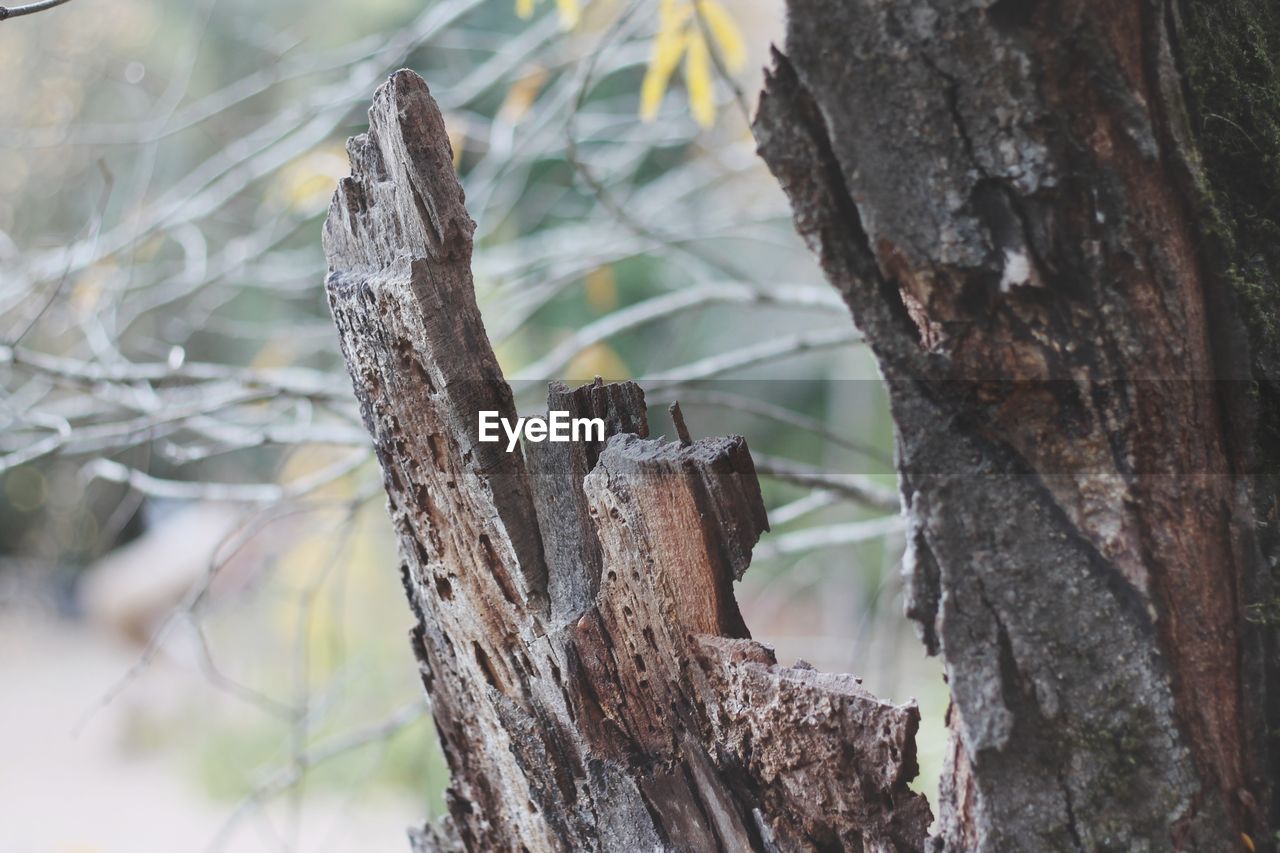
[640,25,689,122]
[4,466,46,512]
[71,261,114,318]
[555,0,581,29]
[658,0,678,28]
[1242,833,1255,853]
[685,33,715,128]
[134,233,166,262]
[278,446,359,501]
[275,144,349,213]
[498,67,549,124]
[493,338,523,376]
[698,0,747,72]
[250,338,294,369]
[566,342,630,381]
[585,265,617,313]
[515,0,535,19]
[444,112,467,169]
[658,0,693,30]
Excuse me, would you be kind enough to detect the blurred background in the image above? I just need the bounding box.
[0,1,946,850]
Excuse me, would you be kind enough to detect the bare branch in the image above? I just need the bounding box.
[209,700,430,851]
[83,449,369,503]
[643,327,862,390]
[766,490,842,527]
[663,388,893,467]
[752,454,900,512]
[691,0,752,124]
[0,0,73,21]
[753,516,905,561]
[514,282,841,380]
[1,343,349,401]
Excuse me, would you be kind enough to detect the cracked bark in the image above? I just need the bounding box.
[323,70,932,851]
[755,1,1278,849]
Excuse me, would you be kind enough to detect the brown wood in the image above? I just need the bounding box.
[323,70,931,852]
[754,0,1278,849]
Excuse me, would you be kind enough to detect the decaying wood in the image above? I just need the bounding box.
[754,1,1277,849]
[323,70,931,851]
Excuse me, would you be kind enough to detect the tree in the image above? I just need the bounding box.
[325,71,929,851]
[325,1,1280,849]
[753,0,1278,849]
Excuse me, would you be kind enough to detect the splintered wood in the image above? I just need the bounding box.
[323,69,929,852]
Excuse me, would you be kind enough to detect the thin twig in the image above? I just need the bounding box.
[690,0,753,125]
[1,343,349,401]
[0,0,73,20]
[767,490,842,527]
[753,516,905,560]
[752,454,900,512]
[562,0,748,282]
[665,389,893,467]
[668,401,693,446]
[643,327,862,391]
[75,489,381,734]
[83,448,369,503]
[515,282,840,380]
[7,161,112,345]
[208,700,429,852]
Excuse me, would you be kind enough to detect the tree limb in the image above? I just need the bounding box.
[0,0,73,21]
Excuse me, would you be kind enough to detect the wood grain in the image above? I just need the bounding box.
[324,69,931,851]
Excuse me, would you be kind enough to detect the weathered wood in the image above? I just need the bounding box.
[525,378,648,622]
[324,70,931,852]
[755,1,1277,848]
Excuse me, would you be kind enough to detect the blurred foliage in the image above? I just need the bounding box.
[516,0,581,30]
[640,0,745,127]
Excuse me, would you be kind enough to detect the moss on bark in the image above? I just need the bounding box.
[1179,0,1280,834]
[1180,0,1280,365]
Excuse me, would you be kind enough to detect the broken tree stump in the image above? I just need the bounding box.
[323,69,930,851]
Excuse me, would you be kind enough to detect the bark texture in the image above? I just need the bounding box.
[323,70,932,852]
[755,1,1278,849]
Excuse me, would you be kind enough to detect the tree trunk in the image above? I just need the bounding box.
[323,71,931,852]
[753,1,1278,849]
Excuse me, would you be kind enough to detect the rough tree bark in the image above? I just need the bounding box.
[323,71,931,851]
[754,0,1279,850]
